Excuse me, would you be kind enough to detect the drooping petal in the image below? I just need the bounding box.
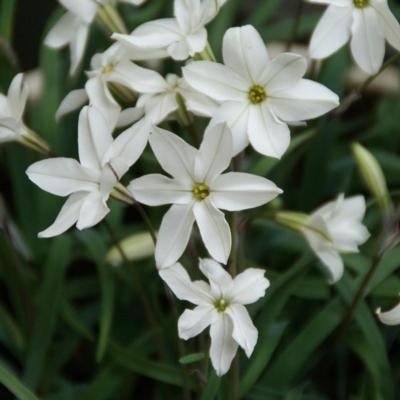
[178,305,216,340]
[38,192,86,238]
[350,8,385,75]
[194,200,231,265]
[56,89,89,121]
[309,5,352,59]
[198,258,233,297]
[60,0,98,23]
[248,104,290,159]
[269,79,339,122]
[26,158,97,197]
[195,123,232,183]
[7,73,28,120]
[226,304,258,357]
[230,268,269,305]
[149,126,196,182]
[129,174,192,206]
[76,191,110,230]
[44,12,75,49]
[209,314,238,376]
[155,203,195,268]
[183,61,248,102]
[222,25,269,83]
[69,22,89,76]
[376,301,400,326]
[159,262,213,305]
[211,172,282,211]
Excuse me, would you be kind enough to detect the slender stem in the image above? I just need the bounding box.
[286,0,304,51]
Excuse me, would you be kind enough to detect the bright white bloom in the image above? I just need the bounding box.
[129,123,282,268]
[377,298,400,325]
[309,0,400,75]
[302,194,370,283]
[183,25,339,158]
[113,0,228,61]
[159,259,269,376]
[26,106,149,237]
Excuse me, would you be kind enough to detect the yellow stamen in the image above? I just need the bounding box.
[192,182,210,201]
[248,84,267,104]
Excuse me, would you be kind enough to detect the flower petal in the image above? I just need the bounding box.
[56,89,88,121]
[309,5,352,59]
[377,301,400,326]
[223,25,269,83]
[211,172,282,211]
[69,22,89,76]
[45,12,75,48]
[209,314,238,376]
[178,305,216,340]
[149,126,196,182]
[226,303,258,357]
[155,203,195,268]
[198,258,232,297]
[138,92,178,125]
[116,107,144,128]
[26,158,97,196]
[183,61,248,102]
[350,8,385,75]
[194,200,231,265]
[195,122,232,183]
[248,104,290,159]
[230,268,269,305]
[60,0,98,23]
[7,73,28,120]
[76,191,110,230]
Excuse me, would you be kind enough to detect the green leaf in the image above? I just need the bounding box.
[179,352,205,365]
[200,371,220,400]
[0,0,17,40]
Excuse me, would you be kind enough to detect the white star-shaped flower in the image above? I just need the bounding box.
[302,194,370,283]
[183,25,339,158]
[377,298,400,325]
[160,259,269,376]
[112,0,228,61]
[129,122,282,268]
[309,0,400,75]
[26,106,149,237]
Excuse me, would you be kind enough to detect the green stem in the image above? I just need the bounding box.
[194,42,217,62]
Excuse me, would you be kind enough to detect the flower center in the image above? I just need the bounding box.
[353,0,369,8]
[192,182,210,201]
[102,65,114,74]
[214,298,229,313]
[248,84,267,104]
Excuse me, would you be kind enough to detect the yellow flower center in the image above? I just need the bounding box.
[214,298,229,313]
[192,182,210,201]
[102,65,114,74]
[248,84,267,104]
[353,0,369,8]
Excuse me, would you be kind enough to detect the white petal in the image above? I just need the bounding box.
[38,192,86,238]
[183,61,248,102]
[60,0,98,23]
[248,104,290,159]
[76,191,110,230]
[185,30,208,56]
[198,258,232,297]
[149,126,196,182]
[211,172,282,211]
[194,200,231,265]
[26,158,97,196]
[350,8,385,75]
[309,5,352,59]
[155,203,195,268]
[138,92,178,125]
[195,123,232,183]
[174,0,202,32]
[211,101,250,156]
[69,22,89,76]
[377,301,400,326]
[226,304,258,357]
[372,0,400,51]
[159,262,213,304]
[78,107,113,172]
[209,314,238,376]
[230,268,269,305]
[261,53,307,93]
[7,73,28,120]
[116,107,144,128]
[308,0,351,5]
[269,79,339,122]
[44,12,75,49]
[56,89,88,121]
[129,174,192,206]
[178,305,216,340]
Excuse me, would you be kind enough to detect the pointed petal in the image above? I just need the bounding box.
[76,191,110,230]
[226,304,258,357]
[56,89,88,121]
[26,158,97,196]
[198,258,232,297]
[377,301,400,326]
[60,0,98,23]
[116,107,144,128]
[195,123,232,183]
[183,61,248,102]
[149,126,196,182]
[309,5,352,59]
[209,314,238,376]
[211,172,282,211]
[7,73,28,120]
[155,203,195,268]
[44,12,75,48]
[69,22,89,76]
[248,104,290,159]
[138,92,178,124]
[194,200,231,264]
[230,268,269,305]
[178,305,216,340]
[223,25,269,83]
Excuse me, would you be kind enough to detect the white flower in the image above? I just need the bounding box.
[159,259,269,376]
[377,299,400,325]
[309,0,400,75]
[183,25,339,158]
[302,194,370,283]
[112,0,228,61]
[26,106,149,237]
[129,123,282,268]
